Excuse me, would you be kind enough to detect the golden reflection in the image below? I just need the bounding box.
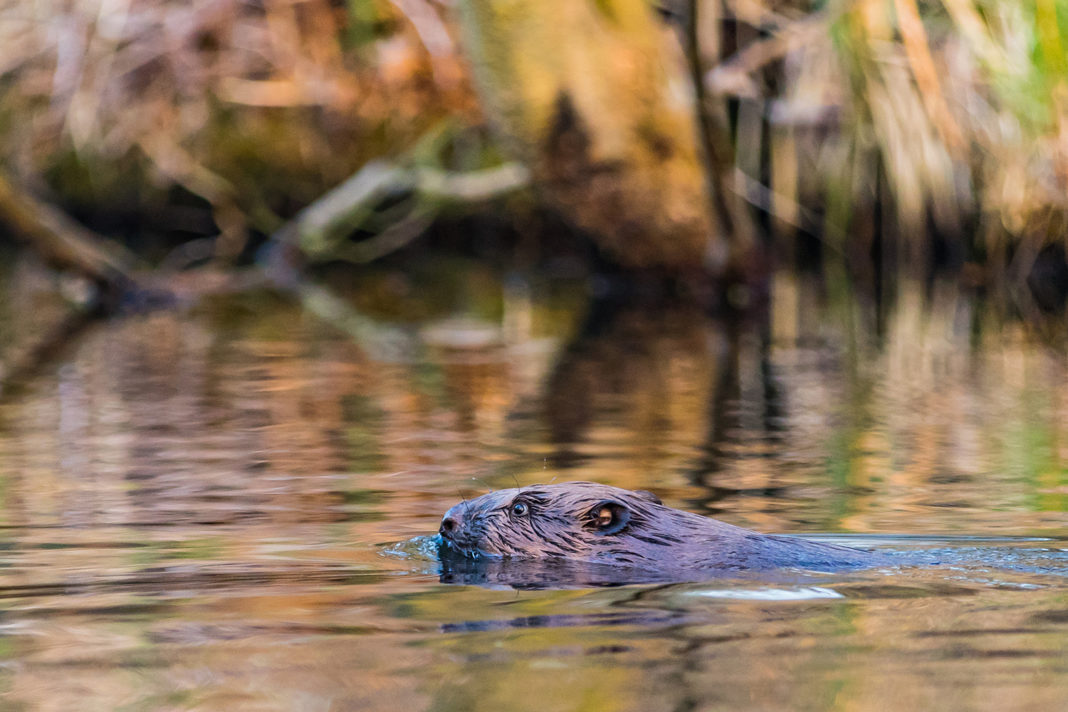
[0,265,1066,711]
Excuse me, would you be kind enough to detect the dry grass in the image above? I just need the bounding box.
[716,0,1068,274]
[0,0,475,251]
[1,0,1066,277]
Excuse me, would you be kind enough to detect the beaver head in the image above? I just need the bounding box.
[438,481,883,575]
[437,481,707,564]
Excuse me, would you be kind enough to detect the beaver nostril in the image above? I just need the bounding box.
[440,516,459,536]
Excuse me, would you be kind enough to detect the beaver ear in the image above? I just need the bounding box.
[634,490,661,505]
[588,501,631,536]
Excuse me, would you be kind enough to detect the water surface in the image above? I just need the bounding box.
[0,262,1066,710]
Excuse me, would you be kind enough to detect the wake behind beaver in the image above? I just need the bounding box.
[437,481,884,584]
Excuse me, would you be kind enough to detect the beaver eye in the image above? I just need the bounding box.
[511,501,529,517]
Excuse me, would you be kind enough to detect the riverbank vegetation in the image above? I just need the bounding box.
[1,0,1066,313]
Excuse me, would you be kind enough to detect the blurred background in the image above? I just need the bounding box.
[2,0,1067,302]
[2,2,1068,711]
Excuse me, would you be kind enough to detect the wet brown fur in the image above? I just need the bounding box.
[439,481,880,572]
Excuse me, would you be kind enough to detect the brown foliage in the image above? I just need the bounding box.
[0,0,477,237]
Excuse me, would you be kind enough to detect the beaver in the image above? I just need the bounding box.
[438,481,882,578]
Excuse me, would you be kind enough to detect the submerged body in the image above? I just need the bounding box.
[438,482,881,577]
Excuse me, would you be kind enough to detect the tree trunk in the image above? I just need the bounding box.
[456,0,737,272]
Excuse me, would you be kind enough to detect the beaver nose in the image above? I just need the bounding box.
[440,515,460,537]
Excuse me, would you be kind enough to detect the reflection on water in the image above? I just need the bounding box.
[0,258,1066,710]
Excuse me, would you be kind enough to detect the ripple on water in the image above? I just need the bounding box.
[0,279,1067,712]
[683,586,846,601]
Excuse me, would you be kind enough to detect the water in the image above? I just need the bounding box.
[0,260,1066,710]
